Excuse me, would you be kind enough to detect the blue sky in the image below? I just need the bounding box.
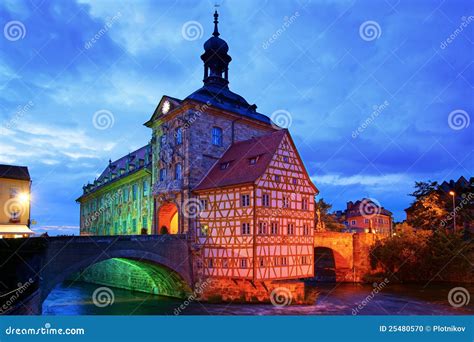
[1,0,473,236]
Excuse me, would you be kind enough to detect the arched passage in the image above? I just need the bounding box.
[314,247,352,282]
[70,258,191,298]
[158,202,179,234]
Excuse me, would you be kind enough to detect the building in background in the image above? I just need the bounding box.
[0,164,34,238]
[335,199,392,235]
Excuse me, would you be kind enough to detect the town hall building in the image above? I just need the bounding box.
[77,11,318,294]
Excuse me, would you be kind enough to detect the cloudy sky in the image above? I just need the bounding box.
[1,0,472,235]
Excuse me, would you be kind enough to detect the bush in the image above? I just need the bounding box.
[370,228,473,282]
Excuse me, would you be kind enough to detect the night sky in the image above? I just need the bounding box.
[1,0,473,235]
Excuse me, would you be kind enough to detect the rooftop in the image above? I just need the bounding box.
[0,164,30,181]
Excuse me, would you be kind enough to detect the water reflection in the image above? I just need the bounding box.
[43,281,473,315]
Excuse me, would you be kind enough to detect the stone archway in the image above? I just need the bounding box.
[314,247,352,282]
[157,202,179,234]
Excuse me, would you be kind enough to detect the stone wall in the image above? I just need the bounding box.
[198,278,316,305]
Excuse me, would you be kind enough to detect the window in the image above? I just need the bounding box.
[259,258,265,267]
[275,175,281,182]
[262,193,270,207]
[292,178,298,185]
[132,218,137,231]
[114,222,118,234]
[160,134,166,148]
[212,126,223,146]
[283,156,289,163]
[271,222,278,235]
[123,188,129,202]
[132,184,138,201]
[249,157,258,165]
[175,163,182,180]
[281,257,287,266]
[143,180,149,196]
[175,127,182,145]
[258,222,267,235]
[142,216,148,229]
[9,187,19,198]
[223,259,228,268]
[208,259,214,268]
[159,168,166,181]
[220,162,231,170]
[302,198,308,210]
[287,223,294,235]
[303,224,309,235]
[199,224,209,237]
[241,222,251,235]
[240,258,247,268]
[282,196,289,208]
[200,199,208,211]
[241,194,250,207]
[351,220,356,225]
[302,256,308,265]
[364,218,369,224]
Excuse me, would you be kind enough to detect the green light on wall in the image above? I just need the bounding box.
[74,258,191,299]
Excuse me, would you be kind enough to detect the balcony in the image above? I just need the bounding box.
[153,179,183,195]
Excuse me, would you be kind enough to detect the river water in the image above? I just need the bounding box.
[43,281,473,315]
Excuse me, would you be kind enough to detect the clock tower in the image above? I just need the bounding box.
[144,11,276,235]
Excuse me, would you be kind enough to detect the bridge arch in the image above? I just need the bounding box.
[314,232,355,282]
[157,202,179,234]
[41,248,192,303]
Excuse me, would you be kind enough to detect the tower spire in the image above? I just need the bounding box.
[213,10,220,37]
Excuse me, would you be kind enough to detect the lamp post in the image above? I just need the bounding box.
[449,191,456,231]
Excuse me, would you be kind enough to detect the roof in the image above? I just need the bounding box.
[346,199,392,218]
[194,130,287,191]
[78,145,151,200]
[185,83,272,125]
[0,225,34,235]
[0,164,30,181]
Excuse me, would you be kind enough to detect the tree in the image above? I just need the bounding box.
[406,181,448,230]
[315,198,345,232]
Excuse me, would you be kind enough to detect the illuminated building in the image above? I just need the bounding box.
[0,164,34,238]
[77,12,318,300]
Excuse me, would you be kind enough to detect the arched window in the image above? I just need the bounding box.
[175,127,182,145]
[175,163,182,180]
[212,126,223,146]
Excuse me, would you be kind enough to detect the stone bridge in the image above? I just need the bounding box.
[0,232,380,314]
[314,232,380,282]
[0,234,193,314]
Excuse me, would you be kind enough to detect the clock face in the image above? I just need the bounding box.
[162,100,171,114]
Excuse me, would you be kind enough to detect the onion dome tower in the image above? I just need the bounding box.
[200,10,232,88]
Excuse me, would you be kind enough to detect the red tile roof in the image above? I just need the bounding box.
[194,130,287,191]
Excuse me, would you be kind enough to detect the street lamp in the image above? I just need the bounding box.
[449,191,456,231]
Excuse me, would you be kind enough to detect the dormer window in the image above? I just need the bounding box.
[220,161,231,170]
[249,156,258,165]
[175,127,183,145]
